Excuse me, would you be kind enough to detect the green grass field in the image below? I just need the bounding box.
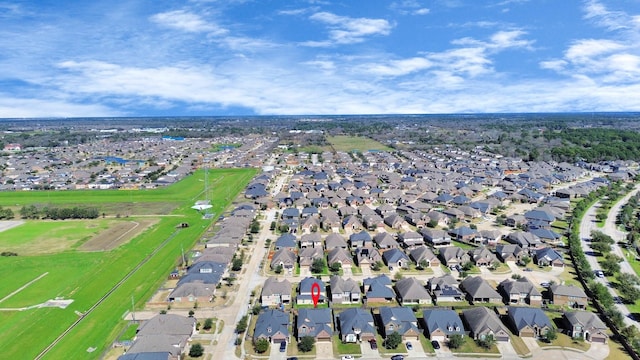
[0,168,257,359]
[327,135,392,153]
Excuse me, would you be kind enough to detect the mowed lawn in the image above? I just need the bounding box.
[327,135,393,152]
[0,168,257,360]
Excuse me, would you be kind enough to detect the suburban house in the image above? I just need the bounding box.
[299,233,322,248]
[498,277,542,306]
[261,277,292,307]
[468,247,499,267]
[460,276,502,304]
[349,231,372,248]
[409,246,440,267]
[270,249,297,273]
[495,244,527,263]
[382,248,410,271]
[379,306,421,340]
[122,314,196,360]
[535,247,565,267]
[395,277,432,305]
[462,307,510,342]
[506,306,553,338]
[438,246,471,267]
[336,308,377,343]
[274,233,297,250]
[298,247,325,273]
[363,275,395,303]
[422,309,465,342]
[355,247,383,269]
[297,308,333,342]
[254,309,290,344]
[549,284,588,309]
[420,228,452,247]
[448,226,478,242]
[325,233,348,250]
[427,274,464,303]
[398,231,424,247]
[327,247,354,268]
[507,231,542,249]
[329,275,361,304]
[373,232,400,249]
[297,277,326,305]
[563,311,609,343]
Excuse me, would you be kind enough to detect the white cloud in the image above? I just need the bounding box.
[0,95,117,117]
[365,57,432,76]
[541,2,640,86]
[306,12,393,46]
[150,10,227,35]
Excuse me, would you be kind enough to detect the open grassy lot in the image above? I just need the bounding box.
[0,168,257,360]
[327,135,392,153]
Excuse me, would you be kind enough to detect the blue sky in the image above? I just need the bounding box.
[1,0,639,117]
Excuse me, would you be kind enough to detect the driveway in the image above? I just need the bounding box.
[360,340,379,358]
[315,341,333,360]
[496,340,520,360]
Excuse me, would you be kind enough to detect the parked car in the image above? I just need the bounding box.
[341,356,354,360]
[406,341,413,350]
[391,355,405,360]
[523,267,532,272]
[369,339,378,350]
[279,342,286,352]
[431,340,440,350]
[286,358,298,360]
[540,282,550,288]
[596,270,604,278]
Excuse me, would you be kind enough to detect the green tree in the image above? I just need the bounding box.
[311,258,326,274]
[601,254,622,275]
[203,318,214,331]
[590,241,611,255]
[476,334,495,349]
[254,338,269,353]
[189,343,204,357]
[329,262,342,274]
[545,327,557,342]
[383,332,402,349]
[448,334,463,349]
[274,264,283,274]
[236,315,248,333]
[298,335,315,352]
[231,257,243,271]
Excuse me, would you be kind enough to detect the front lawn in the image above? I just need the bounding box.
[537,333,590,352]
[332,335,362,355]
[454,337,500,354]
[375,334,408,355]
[509,334,530,356]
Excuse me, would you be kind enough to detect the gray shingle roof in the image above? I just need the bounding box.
[423,309,465,336]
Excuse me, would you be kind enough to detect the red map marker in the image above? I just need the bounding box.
[311,282,321,308]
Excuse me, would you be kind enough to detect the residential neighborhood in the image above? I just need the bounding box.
[1,119,638,360]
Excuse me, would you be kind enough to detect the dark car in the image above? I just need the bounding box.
[391,355,404,360]
[406,341,413,350]
[431,340,440,350]
[523,268,532,272]
[369,339,378,350]
[279,342,287,352]
[286,358,298,360]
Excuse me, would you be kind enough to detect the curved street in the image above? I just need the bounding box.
[578,185,640,328]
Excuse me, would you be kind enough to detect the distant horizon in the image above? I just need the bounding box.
[2,111,640,122]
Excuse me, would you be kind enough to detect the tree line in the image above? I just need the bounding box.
[19,204,100,220]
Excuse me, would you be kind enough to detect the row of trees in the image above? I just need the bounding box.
[0,205,14,219]
[568,186,640,356]
[19,204,100,220]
